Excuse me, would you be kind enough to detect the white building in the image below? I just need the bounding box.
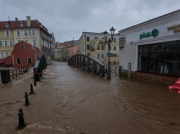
[119,9,180,77]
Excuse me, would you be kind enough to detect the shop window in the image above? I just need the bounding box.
[138,41,180,75]
[139,45,150,53]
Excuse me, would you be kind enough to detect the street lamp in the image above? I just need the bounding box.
[103,26,115,79]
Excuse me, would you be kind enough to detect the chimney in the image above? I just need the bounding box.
[26,16,31,27]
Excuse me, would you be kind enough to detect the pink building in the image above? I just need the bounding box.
[67,45,79,60]
[0,41,40,68]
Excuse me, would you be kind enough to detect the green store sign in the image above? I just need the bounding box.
[140,29,159,39]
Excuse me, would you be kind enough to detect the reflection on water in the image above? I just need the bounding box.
[1,61,180,134]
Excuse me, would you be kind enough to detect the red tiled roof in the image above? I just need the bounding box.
[0,20,41,29]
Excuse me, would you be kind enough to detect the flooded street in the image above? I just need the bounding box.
[1,61,180,134]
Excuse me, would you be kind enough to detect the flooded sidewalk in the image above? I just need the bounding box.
[0,61,180,134]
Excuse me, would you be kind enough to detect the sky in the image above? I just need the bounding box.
[1,0,180,42]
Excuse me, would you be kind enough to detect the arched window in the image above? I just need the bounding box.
[20,45,25,50]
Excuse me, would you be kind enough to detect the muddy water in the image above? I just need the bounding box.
[0,61,180,134]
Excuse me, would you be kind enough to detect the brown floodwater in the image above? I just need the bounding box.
[0,61,180,134]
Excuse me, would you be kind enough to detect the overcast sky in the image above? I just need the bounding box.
[1,0,180,42]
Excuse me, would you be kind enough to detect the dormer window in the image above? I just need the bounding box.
[20,44,25,50]
[20,21,23,27]
[5,22,9,28]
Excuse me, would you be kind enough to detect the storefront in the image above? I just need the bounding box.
[119,10,180,83]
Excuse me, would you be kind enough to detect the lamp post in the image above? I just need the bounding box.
[103,26,115,79]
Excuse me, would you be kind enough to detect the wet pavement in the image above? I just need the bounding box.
[0,61,180,134]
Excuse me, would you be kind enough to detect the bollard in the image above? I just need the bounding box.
[34,78,37,86]
[119,66,122,75]
[24,92,30,106]
[18,109,25,129]
[30,84,34,94]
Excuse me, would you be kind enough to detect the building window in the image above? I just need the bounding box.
[87,37,90,42]
[0,41,2,47]
[95,37,98,39]
[17,58,21,64]
[17,30,21,36]
[97,54,100,59]
[114,38,116,43]
[87,45,90,50]
[102,45,104,50]
[24,30,28,36]
[5,30,10,36]
[87,53,90,56]
[28,58,32,64]
[25,40,28,43]
[20,45,25,50]
[138,41,180,75]
[97,45,100,50]
[32,29,36,35]
[20,21,23,27]
[114,46,116,50]
[5,22,9,28]
[101,54,104,59]
[10,41,13,46]
[1,53,4,59]
[6,52,8,57]
[32,40,36,46]
[4,41,8,47]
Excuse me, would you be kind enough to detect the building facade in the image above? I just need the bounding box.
[67,45,79,61]
[0,16,54,61]
[53,42,67,61]
[78,32,119,65]
[119,9,180,84]
[0,41,40,68]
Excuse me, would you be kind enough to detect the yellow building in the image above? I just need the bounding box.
[0,16,55,60]
[78,32,119,65]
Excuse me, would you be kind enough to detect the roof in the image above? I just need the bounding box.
[0,20,40,29]
[0,19,51,35]
[119,9,180,33]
